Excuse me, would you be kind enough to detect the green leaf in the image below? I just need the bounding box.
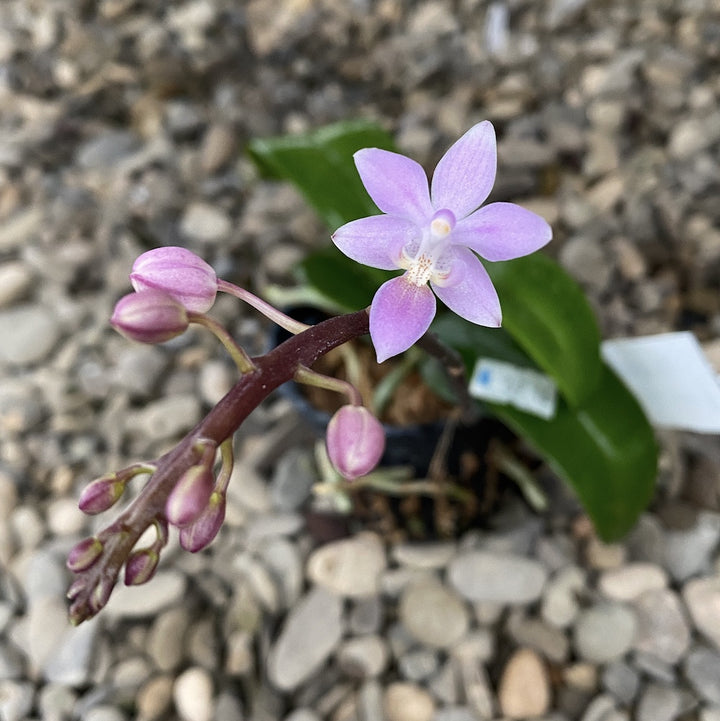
[301,247,393,312]
[487,253,603,406]
[247,119,395,230]
[489,363,658,541]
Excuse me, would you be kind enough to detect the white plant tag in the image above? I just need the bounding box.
[469,358,557,420]
[601,331,720,433]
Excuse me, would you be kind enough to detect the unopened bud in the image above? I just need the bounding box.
[179,491,226,552]
[111,289,189,344]
[326,405,385,480]
[130,246,218,313]
[124,549,160,586]
[78,473,126,514]
[166,465,214,528]
[67,537,104,572]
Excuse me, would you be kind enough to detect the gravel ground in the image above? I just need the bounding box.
[2,1,720,720]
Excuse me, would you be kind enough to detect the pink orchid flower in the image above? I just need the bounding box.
[332,121,552,362]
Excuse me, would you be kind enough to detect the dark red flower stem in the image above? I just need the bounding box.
[69,309,370,624]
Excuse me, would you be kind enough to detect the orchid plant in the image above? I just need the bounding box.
[67,121,657,624]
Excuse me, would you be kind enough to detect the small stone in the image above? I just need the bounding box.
[349,596,383,635]
[200,124,237,175]
[392,542,456,569]
[383,682,435,721]
[307,532,386,598]
[0,262,32,308]
[77,130,139,168]
[585,538,626,570]
[448,551,547,604]
[636,684,682,721]
[664,511,720,581]
[173,667,214,721]
[137,675,174,721]
[337,635,389,679]
[148,607,190,672]
[106,571,187,619]
[399,580,469,648]
[599,563,668,601]
[180,202,232,244]
[574,603,637,663]
[397,649,438,681]
[685,646,720,704]
[84,706,126,721]
[683,577,720,650]
[506,611,570,662]
[0,681,35,721]
[127,394,201,443]
[632,589,690,664]
[45,497,86,536]
[542,566,586,628]
[270,448,316,511]
[602,661,640,706]
[0,304,60,366]
[580,694,618,721]
[498,648,551,719]
[268,587,343,691]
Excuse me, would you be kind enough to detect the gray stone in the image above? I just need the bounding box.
[636,684,682,721]
[685,646,720,704]
[148,606,191,672]
[268,587,343,691]
[0,304,59,366]
[76,131,140,168]
[105,570,187,619]
[683,577,720,649]
[448,551,547,604]
[307,532,386,598]
[392,542,457,569]
[542,566,586,628]
[574,603,637,663]
[180,202,232,244]
[0,681,35,721]
[257,536,303,609]
[0,262,32,309]
[337,635,389,679]
[602,661,640,705]
[349,596,383,635]
[506,611,570,662]
[397,649,439,681]
[599,563,668,601]
[663,511,720,581]
[580,695,618,721]
[270,448,316,511]
[632,589,690,664]
[399,580,469,649]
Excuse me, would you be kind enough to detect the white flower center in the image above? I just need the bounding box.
[400,209,456,287]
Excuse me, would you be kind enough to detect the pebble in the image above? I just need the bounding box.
[663,511,720,581]
[105,571,187,619]
[173,667,214,721]
[392,542,457,569]
[268,587,343,691]
[683,577,720,650]
[0,304,60,366]
[542,565,586,628]
[598,563,668,601]
[636,683,682,721]
[307,532,386,598]
[631,589,690,664]
[180,202,232,244]
[399,579,469,649]
[498,648,551,719]
[685,646,720,704]
[448,551,547,604]
[136,675,174,721]
[147,606,190,672]
[601,661,640,706]
[0,681,35,721]
[573,603,637,663]
[0,262,32,308]
[383,682,435,721]
[337,635,389,679]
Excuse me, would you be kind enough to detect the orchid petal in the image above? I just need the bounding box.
[355,148,433,223]
[332,215,417,270]
[370,276,436,362]
[432,247,501,327]
[452,202,553,261]
[431,121,497,219]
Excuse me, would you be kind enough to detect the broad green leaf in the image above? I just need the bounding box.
[489,363,658,541]
[247,119,394,230]
[487,254,602,406]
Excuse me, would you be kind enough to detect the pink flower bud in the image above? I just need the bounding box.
[326,405,385,480]
[67,537,104,572]
[111,289,189,344]
[124,549,160,586]
[179,492,226,552]
[130,246,218,313]
[165,465,214,528]
[78,473,126,514]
